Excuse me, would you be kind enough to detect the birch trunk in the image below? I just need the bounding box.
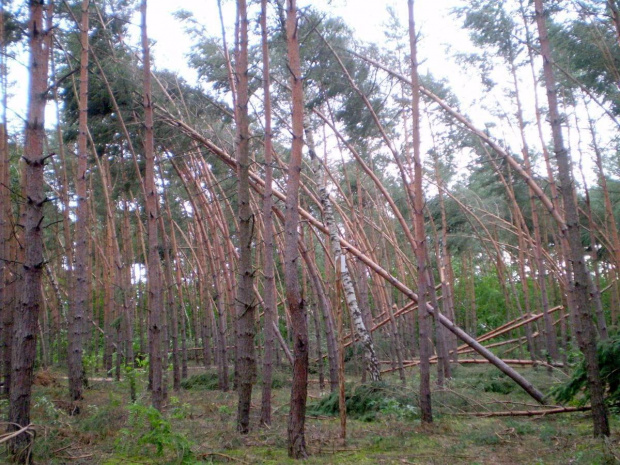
[304,124,380,382]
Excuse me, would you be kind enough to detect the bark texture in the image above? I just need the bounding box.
[259,0,277,427]
[141,0,164,411]
[0,0,13,397]
[534,0,609,437]
[408,0,432,424]
[305,124,381,382]
[68,0,90,405]
[9,1,49,460]
[285,0,309,457]
[235,0,257,434]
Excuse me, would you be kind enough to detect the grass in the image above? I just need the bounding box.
[0,363,618,464]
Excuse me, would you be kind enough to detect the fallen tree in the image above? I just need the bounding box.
[158,109,547,405]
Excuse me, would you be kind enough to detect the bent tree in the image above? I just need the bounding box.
[533,0,610,437]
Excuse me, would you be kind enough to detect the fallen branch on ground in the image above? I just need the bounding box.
[455,406,591,417]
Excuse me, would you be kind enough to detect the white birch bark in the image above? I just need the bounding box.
[304,120,381,382]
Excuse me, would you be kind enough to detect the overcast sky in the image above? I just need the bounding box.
[145,0,470,92]
[4,0,479,130]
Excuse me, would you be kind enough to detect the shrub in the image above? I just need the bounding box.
[553,333,620,411]
[116,404,193,463]
[180,371,221,390]
[307,382,419,422]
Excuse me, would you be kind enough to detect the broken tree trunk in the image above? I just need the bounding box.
[159,115,548,406]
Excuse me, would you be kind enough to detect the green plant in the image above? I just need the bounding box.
[181,370,229,390]
[218,404,233,421]
[553,333,620,411]
[116,404,193,463]
[307,382,420,422]
[33,395,65,424]
[483,377,514,395]
[124,365,138,403]
[80,396,126,439]
[169,396,193,420]
[83,353,101,375]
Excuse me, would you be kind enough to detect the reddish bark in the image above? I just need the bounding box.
[284,0,309,457]
[9,1,50,459]
[141,0,164,411]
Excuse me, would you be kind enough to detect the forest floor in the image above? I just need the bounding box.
[1,363,619,464]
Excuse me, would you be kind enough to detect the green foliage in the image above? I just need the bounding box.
[169,396,193,420]
[33,395,66,425]
[462,427,501,446]
[307,382,419,422]
[80,395,126,439]
[124,365,138,403]
[180,371,224,390]
[483,377,515,395]
[553,334,620,411]
[452,370,515,396]
[550,18,620,114]
[116,404,193,463]
[258,368,289,389]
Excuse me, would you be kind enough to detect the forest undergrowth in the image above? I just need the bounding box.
[1,363,618,465]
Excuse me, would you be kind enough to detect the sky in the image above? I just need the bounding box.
[145,0,472,98]
[4,0,479,133]
[6,0,594,183]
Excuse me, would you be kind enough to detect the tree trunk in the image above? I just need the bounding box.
[121,203,135,368]
[305,123,381,382]
[141,0,163,411]
[408,0,432,424]
[534,0,610,437]
[9,1,50,459]
[234,0,256,434]
[0,0,13,398]
[285,0,309,457]
[67,0,90,403]
[300,236,339,392]
[169,219,189,379]
[259,0,277,427]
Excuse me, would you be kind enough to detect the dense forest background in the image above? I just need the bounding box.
[2,0,620,463]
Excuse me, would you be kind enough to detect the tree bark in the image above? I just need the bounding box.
[408,0,432,424]
[259,0,277,428]
[285,0,309,457]
[141,0,164,411]
[305,123,381,382]
[9,1,50,459]
[300,235,339,391]
[234,0,256,434]
[67,0,91,404]
[0,0,13,398]
[534,0,610,437]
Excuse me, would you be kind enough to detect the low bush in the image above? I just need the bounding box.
[116,403,193,463]
[307,381,419,422]
[180,371,222,390]
[553,333,620,411]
